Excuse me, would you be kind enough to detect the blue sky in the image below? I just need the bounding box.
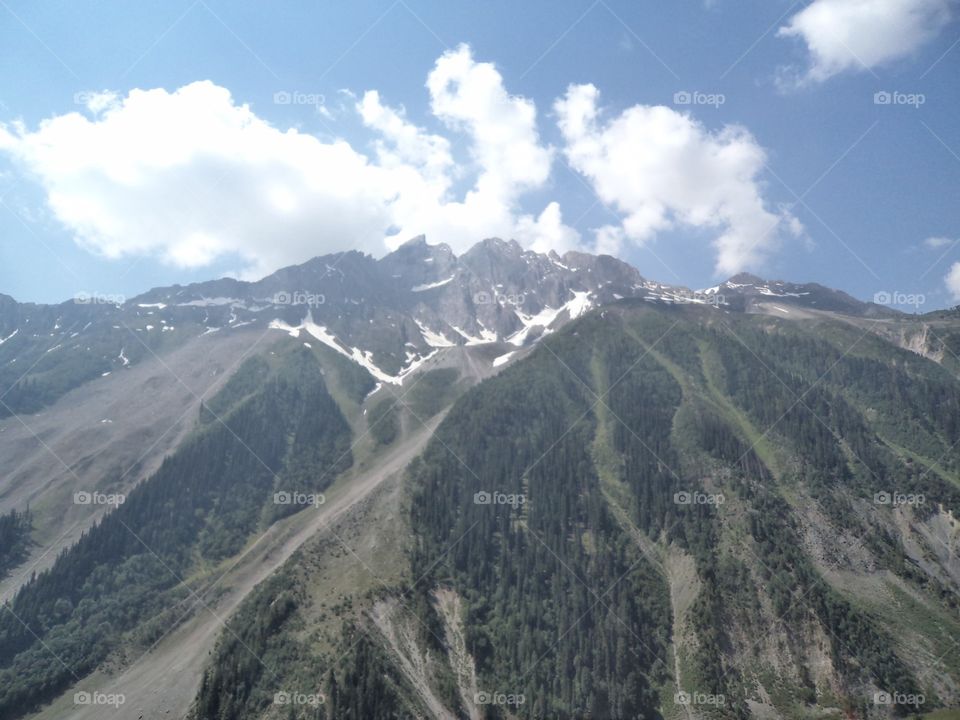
[0,0,958,309]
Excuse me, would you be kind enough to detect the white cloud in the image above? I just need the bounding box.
[78,90,120,114]
[946,262,960,300]
[357,89,453,186]
[514,201,581,255]
[359,45,577,255]
[925,235,954,248]
[0,44,796,280]
[778,0,953,84]
[593,225,626,257]
[365,45,580,252]
[554,83,801,276]
[0,47,576,277]
[0,81,394,278]
[427,44,553,201]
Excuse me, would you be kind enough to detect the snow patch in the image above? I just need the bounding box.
[758,286,806,298]
[508,291,593,347]
[178,297,239,307]
[272,313,442,385]
[565,291,593,319]
[415,320,456,348]
[451,324,497,346]
[412,276,454,292]
[268,319,301,338]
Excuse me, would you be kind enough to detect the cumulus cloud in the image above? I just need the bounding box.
[1,44,792,279]
[0,45,575,277]
[356,89,453,187]
[0,82,394,277]
[946,262,960,300]
[778,0,953,84]
[427,44,553,203]
[363,44,579,255]
[555,83,801,275]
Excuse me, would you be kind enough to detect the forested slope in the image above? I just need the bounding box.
[0,347,354,717]
[6,298,960,720]
[192,301,960,719]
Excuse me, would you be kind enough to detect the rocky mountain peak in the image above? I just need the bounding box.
[1,237,895,409]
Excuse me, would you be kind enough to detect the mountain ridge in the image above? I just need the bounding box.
[0,237,907,408]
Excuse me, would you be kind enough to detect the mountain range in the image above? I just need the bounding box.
[1,237,959,720]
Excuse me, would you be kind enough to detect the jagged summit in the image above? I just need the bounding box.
[0,238,897,410]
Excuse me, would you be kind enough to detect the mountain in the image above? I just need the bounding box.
[697,272,899,316]
[1,239,959,720]
[0,237,902,417]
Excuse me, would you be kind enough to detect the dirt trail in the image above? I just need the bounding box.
[28,409,445,720]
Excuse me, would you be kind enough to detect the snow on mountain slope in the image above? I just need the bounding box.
[0,238,900,416]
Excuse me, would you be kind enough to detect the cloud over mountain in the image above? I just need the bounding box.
[1,44,794,278]
[555,83,802,275]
